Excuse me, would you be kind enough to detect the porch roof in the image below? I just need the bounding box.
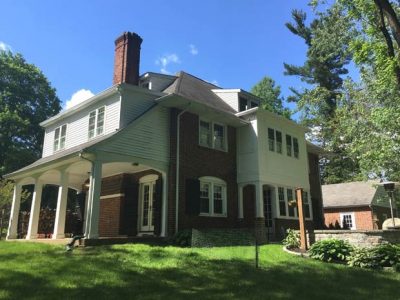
[4,131,118,180]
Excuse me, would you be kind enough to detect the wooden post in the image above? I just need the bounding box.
[296,188,307,251]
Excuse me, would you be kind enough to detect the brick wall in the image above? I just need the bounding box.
[324,207,375,230]
[99,196,123,237]
[168,110,239,234]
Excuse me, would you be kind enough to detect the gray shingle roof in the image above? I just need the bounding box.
[163,71,237,113]
[322,181,379,208]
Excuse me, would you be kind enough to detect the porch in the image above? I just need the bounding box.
[6,150,169,242]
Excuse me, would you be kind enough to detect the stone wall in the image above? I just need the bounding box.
[307,230,400,248]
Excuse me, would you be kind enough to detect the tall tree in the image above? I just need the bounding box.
[251,76,291,118]
[0,51,61,176]
[284,5,361,183]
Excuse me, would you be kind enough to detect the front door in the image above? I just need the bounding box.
[139,181,156,232]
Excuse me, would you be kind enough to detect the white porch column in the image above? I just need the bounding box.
[85,160,102,239]
[6,184,22,240]
[26,180,43,239]
[53,171,69,239]
[238,184,244,219]
[255,182,264,218]
[161,172,168,237]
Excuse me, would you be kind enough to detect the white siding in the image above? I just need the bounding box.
[213,91,239,112]
[120,89,158,127]
[96,106,170,163]
[42,94,121,157]
[237,119,260,182]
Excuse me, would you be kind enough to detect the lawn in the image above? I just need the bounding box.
[0,242,399,299]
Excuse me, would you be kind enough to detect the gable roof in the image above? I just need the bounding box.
[163,71,237,114]
[322,181,379,208]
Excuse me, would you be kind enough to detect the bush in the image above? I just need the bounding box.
[170,229,192,247]
[282,229,300,249]
[347,244,400,270]
[309,239,353,262]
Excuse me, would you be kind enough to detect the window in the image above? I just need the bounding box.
[53,124,67,152]
[287,188,296,217]
[303,191,311,218]
[286,134,292,156]
[199,120,227,151]
[268,128,275,151]
[250,101,259,108]
[276,131,282,154]
[293,137,299,158]
[199,120,212,147]
[239,97,248,111]
[88,106,105,139]
[199,177,227,217]
[278,187,286,217]
[340,213,355,230]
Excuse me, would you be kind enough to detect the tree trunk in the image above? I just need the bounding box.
[374,0,400,48]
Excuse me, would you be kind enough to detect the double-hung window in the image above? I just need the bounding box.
[199,177,227,216]
[276,131,282,154]
[302,191,311,218]
[268,128,275,151]
[199,120,227,151]
[53,124,67,152]
[88,106,105,139]
[286,134,292,157]
[287,188,296,217]
[340,213,355,230]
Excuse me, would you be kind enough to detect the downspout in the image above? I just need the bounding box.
[175,104,191,234]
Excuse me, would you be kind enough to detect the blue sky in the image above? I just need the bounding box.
[1,0,333,109]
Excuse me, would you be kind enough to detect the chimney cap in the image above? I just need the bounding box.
[114,31,143,45]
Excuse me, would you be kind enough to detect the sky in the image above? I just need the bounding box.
[1,0,338,110]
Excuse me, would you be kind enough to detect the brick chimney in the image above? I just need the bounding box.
[113,32,143,85]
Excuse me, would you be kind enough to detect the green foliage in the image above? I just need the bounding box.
[250,76,291,118]
[170,229,192,247]
[309,239,353,262]
[347,244,400,271]
[282,229,300,249]
[0,51,61,176]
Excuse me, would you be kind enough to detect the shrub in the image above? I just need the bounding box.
[347,244,400,270]
[309,239,353,262]
[282,229,300,249]
[170,229,192,247]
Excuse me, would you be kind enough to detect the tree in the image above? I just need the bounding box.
[284,5,362,183]
[250,76,291,118]
[0,51,61,177]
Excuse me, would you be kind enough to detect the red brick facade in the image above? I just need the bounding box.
[324,206,394,230]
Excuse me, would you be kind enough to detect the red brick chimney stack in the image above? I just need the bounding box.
[113,32,143,85]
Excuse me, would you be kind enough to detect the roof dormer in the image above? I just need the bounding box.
[212,89,260,112]
[139,72,177,92]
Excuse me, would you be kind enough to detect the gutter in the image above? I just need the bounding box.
[175,103,191,234]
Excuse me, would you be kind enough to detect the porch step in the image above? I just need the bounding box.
[82,236,167,247]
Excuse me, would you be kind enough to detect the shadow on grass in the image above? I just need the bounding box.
[0,242,398,300]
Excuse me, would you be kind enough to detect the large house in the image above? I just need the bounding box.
[322,181,397,230]
[6,32,324,243]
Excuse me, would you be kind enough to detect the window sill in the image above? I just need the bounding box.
[199,213,227,218]
[198,144,228,153]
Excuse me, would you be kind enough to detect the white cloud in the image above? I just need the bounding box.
[0,41,12,52]
[155,53,181,74]
[65,89,94,109]
[189,44,198,55]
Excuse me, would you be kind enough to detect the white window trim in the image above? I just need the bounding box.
[199,176,227,217]
[275,186,313,221]
[88,106,106,140]
[53,124,67,152]
[340,212,356,230]
[198,119,228,152]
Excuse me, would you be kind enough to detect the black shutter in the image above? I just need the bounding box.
[76,192,86,221]
[185,178,200,215]
[154,178,163,236]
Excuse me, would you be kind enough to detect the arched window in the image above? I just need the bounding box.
[199,176,227,217]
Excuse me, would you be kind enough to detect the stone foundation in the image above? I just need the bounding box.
[307,229,400,248]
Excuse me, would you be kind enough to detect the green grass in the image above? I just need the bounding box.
[0,242,399,299]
